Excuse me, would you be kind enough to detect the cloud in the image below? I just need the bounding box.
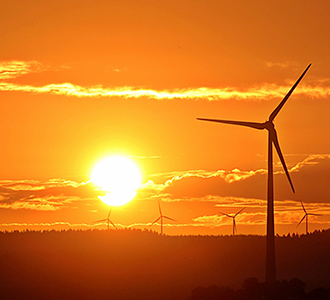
[143,155,330,230]
[138,154,330,207]
[0,61,329,100]
[0,221,93,229]
[193,211,266,226]
[0,198,63,211]
[287,155,330,203]
[193,200,330,227]
[193,214,227,225]
[0,179,97,211]
[1,178,82,191]
[143,168,263,191]
[266,61,297,69]
[1,82,328,100]
[135,155,161,159]
[291,154,330,172]
[0,61,47,80]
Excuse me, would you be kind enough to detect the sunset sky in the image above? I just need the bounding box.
[1,0,330,235]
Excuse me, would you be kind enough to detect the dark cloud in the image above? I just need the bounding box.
[0,179,97,210]
[152,155,330,204]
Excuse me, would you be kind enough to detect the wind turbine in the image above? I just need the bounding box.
[151,200,176,235]
[219,208,245,236]
[197,64,311,285]
[297,200,321,234]
[94,207,117,230]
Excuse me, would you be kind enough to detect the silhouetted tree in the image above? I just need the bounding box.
[308,287,330,300]
[187,278,311,300]
[273,278,306,300]
[240,277,265,299]
[187,285,236,300]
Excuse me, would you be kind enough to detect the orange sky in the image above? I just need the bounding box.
[1,0,330,235]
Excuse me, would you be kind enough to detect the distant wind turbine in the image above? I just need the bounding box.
[297,200,321,234]
[197,64,311,285]
[219,208,245,236]
[94,207,117,230]
[151,200,176,236]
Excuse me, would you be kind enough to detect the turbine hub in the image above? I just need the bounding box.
[265,120,275,131]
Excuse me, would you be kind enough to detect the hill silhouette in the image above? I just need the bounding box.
[0,229,329,300]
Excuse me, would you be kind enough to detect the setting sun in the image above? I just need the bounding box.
[91,156,141,206]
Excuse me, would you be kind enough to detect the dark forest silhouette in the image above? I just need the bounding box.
[0,228,329,300]
[187,277,330,300]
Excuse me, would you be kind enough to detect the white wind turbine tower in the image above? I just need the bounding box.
[197,64,311,285]
[151,200,176,236]
[219,208,245,236]
[297,200,321,234]
[94,207,117,230]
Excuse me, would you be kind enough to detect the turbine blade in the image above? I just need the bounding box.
[151,217,161,225]
[107,207,112,219]
[233,219,237,234]
[272,128,295,193]
[94,219,107,223]
[297,215,306,227]
[158,200,162,215]
[218,211,231,218]
[300,201,307,214]
[109,220,117,230]
[163,216,177,222]
[269,64,311,121]
[197,118,265,130]
[308,213,322,216]
[234,207,245,217]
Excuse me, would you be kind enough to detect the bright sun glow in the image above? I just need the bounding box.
[91,156,141,206]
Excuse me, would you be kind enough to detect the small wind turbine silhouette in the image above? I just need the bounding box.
[94,207,117,230]
[197,64,311,285]
[219,208,245,236]
[151,200,176,236]
[297,200,321,234]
